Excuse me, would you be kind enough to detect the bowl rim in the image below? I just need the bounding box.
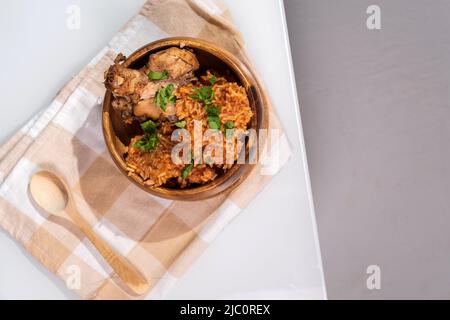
[102,37,269,200]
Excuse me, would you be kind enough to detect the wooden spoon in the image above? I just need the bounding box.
[29,170,149,296]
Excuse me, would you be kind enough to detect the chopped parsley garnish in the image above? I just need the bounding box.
[206,106,220,116]
[205,106,221,130]
[190,86,214,105]
[191,86,222,130]
[174,120,186,128]
[134,134,159,152]
[181,151,195,179]
[209,75,217,85]
[133,120,159,152]
[225,121,234,129]
[207,115,220,130]
[141,119,158,132]
[155,84,176,111]
[224,121,234,137]
[206,106,220,130]
[181,163,194,179]
[148,70,169,81]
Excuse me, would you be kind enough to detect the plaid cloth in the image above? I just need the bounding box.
[0,0,291,299]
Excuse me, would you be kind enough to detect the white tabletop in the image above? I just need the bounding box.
[0,0,325,299]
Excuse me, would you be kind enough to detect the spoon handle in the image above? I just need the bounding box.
[65,202,149,296]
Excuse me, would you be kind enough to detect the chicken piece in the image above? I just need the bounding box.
[105,49,200,125]
[161,104,177,122]
[111,97,134,124]
[147,47,199,79]
[139,81,164,100]
[134,99,162,120]
[104,54,149,98]
[111,96,132,113]
[139,73,197,100]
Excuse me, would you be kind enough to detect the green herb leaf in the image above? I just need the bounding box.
[208,121,220,130]
[208,115,220,130]
[205,105,221,130]
[206,106,220,116]
[148,70,169,81]
[209,75,217,85]
[225,121,234,129]
[155,91,164,111]
[166,83,175,95]
[134,133,159,152]
[191,86,221,129]
[181,163,194,179]
[141,119,158,133]
[155,84,176,111]
[191,86,214,105]
[146,134,159,151]
[174,120,186,128]
[135,120,160,152]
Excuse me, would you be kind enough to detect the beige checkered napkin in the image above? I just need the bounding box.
[0,0,290,299]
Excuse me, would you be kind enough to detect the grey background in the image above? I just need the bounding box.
[285,0,450,299]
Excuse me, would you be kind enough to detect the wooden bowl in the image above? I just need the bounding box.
[102,37,268,200]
